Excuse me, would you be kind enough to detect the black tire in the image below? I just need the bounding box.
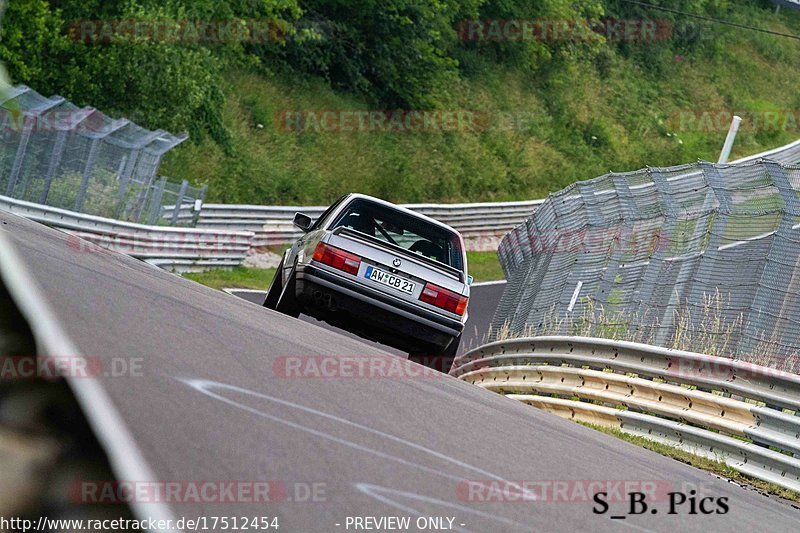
[263,260,284,310]
[275,267,301,318]
[409,333,461,374]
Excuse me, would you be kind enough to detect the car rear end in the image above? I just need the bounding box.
[294,201,469,357]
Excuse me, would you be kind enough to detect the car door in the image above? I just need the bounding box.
[282,195,350,283]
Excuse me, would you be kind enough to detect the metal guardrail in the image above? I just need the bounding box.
[732,137,800,165]
[2,191,536,270]
[0,194,253,273]
[8,139,799,270]
[451,336,800,493]
[192,199,544,250]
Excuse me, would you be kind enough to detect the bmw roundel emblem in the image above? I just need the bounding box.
[393,258,402,267]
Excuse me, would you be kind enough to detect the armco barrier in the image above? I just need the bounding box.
[451,336,800,493]
[192,199,544,251]
[7,139,799,269]
[0,195,253,273]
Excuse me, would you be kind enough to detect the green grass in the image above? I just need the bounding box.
[581,422,800,504]
[467,251,505,282]
[183,267,276,290]
[183,251,503,290]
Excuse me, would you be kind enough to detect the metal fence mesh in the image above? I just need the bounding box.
[492,144,800,372]
[0,85,202,225]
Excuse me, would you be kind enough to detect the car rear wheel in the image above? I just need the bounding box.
[409,333,461,374]
[275,267,301,318]
[263,260,284,310]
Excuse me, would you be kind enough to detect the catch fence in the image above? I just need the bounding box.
[0,85,203,225]
[492,149,800,370]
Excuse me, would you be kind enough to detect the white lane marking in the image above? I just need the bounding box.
[181,380,664,533]
[0,232,179,532]
[180,378,539,500]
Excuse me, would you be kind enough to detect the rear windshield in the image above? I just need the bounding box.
[330,199,464,270]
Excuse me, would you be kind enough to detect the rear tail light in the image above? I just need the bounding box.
[419,282,468,316]
[312,243,361,275]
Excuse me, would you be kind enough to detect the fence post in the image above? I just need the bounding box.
[39,130,68,204]
[130,168,155,223]
[147,176,168,226]
[171,180,189,225]
[117,149,140,199]
[5,116,34,196]
[718,115,742,164]
[74,138,100,212]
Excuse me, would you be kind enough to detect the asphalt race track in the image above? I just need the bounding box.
[226,281,506,356]
[2,211,798,532]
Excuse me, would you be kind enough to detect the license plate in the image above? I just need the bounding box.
[364,266,415,294]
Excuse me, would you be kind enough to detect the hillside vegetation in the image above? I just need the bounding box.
[3,1,799,205]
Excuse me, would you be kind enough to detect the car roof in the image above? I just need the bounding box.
[342,193,462,237]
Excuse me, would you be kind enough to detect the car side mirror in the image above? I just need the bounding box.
[293,212,313,232]
[467,275,474,286]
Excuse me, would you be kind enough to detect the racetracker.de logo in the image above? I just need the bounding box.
[0,355,144,380]
[497,227,670,255]
[273,356,447,378]
[274,110,496,134]
[72,481,327,504]
[456,18,673,43]
[457,480,680,503]
[667,110,800,133]
[65,233,252,255]
[666,356,794,381]
[0,109,106,134]
[68,19,287,44]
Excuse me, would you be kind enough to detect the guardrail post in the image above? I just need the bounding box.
[39,130,68,204]
[191,185,208,226]
[74,138,100,212]
[171,180,189,226]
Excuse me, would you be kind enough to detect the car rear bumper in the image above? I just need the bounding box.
[295,264,464,350]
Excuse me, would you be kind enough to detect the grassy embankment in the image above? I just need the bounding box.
[162,3,800,206]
